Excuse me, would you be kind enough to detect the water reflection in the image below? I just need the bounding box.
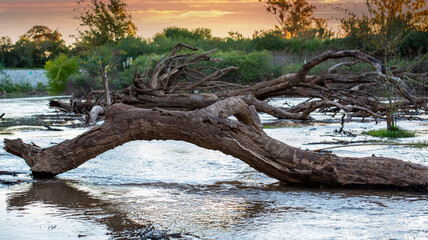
[2,175,428,240]
[6,179,146,239]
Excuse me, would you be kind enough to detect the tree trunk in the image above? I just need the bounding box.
[102,66,112,107]
[4,98,428,190]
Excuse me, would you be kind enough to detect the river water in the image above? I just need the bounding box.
[0,96,427,240]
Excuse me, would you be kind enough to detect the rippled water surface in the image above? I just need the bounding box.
[1,96,427,240]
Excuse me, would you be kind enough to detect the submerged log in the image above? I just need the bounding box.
[4,98,428,190]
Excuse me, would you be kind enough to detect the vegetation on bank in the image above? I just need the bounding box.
[0,64,47,93]
[0,0,426,95]
[363,126,416,138]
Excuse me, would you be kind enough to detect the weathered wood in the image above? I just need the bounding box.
[51,47,428,124]
[102,65,112,107]
[88,105,105,125]
[4,98,428,190]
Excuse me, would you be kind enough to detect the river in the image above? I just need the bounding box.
[0,96,427,240]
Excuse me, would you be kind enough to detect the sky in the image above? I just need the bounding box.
[0,0,366,45]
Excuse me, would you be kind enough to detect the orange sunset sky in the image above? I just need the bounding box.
[0,0,367,44]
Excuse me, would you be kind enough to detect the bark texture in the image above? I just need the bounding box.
[51,45,428,123]
[4,98,428,190]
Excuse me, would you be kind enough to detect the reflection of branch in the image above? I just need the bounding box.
[7,180,145,234]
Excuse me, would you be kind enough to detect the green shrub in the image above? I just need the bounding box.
[114,68,134,89]
[69,71,93,90]
[283,63,304,74]
[116,37,148,59]
[35,82,48,92]
[400,31,428,57]
[210,51,282,82]
[363,127,415,138]
[45,54,79,93]
[0,78,34,93]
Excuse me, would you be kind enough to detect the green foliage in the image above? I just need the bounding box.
[283,62,304,73]
[45,54,79,93]
[399,31,428,56]
[19,25,68,68]
[69,71,93,90]
[260,0,332,39]
[111,54,163,89]
[80,44,121,76]
[156,27,212,41]
[74,0,137,47]
[0,78,34,93]
[340,0,427,57]
[260,0,315,38]
[252,30,287,51]
[210,51,283,82]
[363,127,415,138]
[35,82,48,92]
[0,25,68,68]
[116,37,148,59]
[340,14,373,49]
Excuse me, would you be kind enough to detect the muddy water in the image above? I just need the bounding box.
[0,96,427,240]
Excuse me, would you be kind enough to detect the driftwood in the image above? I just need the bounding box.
[4,98,428,190]
[50,45,428,123]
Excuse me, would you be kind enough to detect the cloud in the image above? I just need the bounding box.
[132,9,237,23]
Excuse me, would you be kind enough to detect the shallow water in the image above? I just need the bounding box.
[0,96,427,240]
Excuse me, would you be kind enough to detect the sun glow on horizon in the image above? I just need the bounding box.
[0,0,367,44]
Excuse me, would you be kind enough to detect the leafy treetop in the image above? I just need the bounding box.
[74,0,137,47]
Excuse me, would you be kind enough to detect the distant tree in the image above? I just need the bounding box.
[19,25,68,67]
[192,27,213,40]
[259,0,316,38]
[74,0,137,47]
[340,13,372,48]
[155,27,212,41]
[116,36,148,59]
[21,25,62,43]
[0,26,67,68]
[310,18,334,39]
[340,0,427,54]
[11,39,36,68]
[0,36,13,66]
[366,0,427,32]
[228,31,245,41]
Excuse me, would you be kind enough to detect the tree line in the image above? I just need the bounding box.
[0,0,426,93]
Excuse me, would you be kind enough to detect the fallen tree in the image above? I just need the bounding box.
[4,98,428,190]
[4,45,428,190]
[49,44,428,123]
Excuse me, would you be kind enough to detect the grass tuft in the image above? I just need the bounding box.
[362,127,415,138]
